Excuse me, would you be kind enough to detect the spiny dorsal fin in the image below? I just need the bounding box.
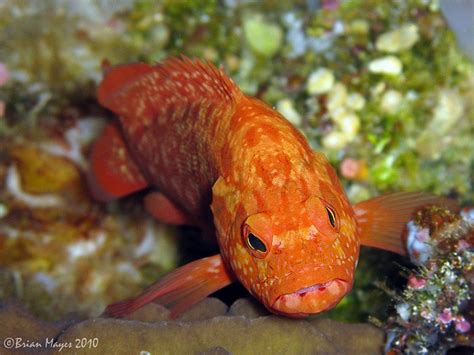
[157,56,241,104]
[97,57,242,124]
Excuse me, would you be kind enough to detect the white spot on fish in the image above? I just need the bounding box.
[210,257,222,267]
[207,267,220,274]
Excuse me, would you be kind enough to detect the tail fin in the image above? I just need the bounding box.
[353,192,458,255]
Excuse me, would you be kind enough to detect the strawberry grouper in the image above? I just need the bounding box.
[88,57,452,318]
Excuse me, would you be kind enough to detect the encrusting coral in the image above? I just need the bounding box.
[0,297,384,354]
[380,206,473,353]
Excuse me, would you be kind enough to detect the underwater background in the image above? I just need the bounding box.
[0,0,472,353]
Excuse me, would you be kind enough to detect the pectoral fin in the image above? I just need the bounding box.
[353,192,458,255]
[104,254,234,318]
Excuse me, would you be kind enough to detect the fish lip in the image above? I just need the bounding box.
[283,278,349,296]
[270,278,350,317]
[293,279,339,295]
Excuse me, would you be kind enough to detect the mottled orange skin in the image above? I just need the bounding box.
[97,58,359,316]
[211,98,359,315]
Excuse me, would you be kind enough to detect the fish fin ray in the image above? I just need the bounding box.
[354,192,458,255]
[104,254,234,318]
[87,123,148,201]
[158,56,242,104]
[97,57,242,126]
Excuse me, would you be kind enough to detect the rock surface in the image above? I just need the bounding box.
[0,298,385,354]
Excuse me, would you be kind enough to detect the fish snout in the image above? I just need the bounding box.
[270,279,351,317]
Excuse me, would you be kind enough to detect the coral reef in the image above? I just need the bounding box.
[0,298,384,354]
[380,206,473,353]
[0,118,178,320]
[0,0,472,338]
[2,0,472,203]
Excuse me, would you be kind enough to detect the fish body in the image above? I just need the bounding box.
[89,57,454,318]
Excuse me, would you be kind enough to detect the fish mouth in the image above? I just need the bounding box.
[271,279,351,317]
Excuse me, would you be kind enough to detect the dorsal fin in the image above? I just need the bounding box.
[97,57,242,125]
[156,56,240,103]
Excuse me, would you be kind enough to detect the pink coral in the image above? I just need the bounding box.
[340,158,368,180]
[408,275,426,290]
[437,309,453,325]
[340,158,359,179]
[454,316,471,333]
[457,239,470,251]
[420,310,433,320]
[0,63,10,86]
[322,0,340,10]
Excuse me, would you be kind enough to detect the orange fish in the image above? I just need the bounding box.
[88,57,454,318]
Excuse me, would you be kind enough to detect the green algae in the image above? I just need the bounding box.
[243,15,283,58]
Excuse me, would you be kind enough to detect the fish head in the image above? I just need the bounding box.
[244,194,359,317]
[212,175,359,317]
[269,193,360,317]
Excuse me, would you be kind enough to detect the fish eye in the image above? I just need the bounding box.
[241,213,272,258]
[247,232,267,253]
[325,206,337,228]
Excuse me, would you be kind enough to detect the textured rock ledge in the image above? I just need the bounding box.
[0,298,384,354]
